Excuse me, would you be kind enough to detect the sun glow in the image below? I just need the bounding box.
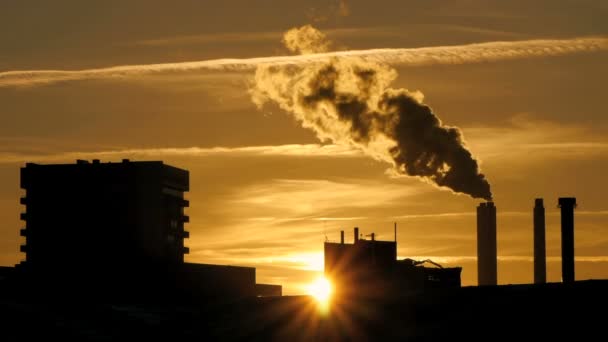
[307,276,333,305]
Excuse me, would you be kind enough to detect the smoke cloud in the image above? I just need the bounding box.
[251,26,492,199]
[283,25,331,54]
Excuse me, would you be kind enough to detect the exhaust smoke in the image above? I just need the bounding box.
[250,25,492,200]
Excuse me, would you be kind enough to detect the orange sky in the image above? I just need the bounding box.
[1,0,607,294]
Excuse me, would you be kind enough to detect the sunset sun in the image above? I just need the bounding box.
[307,276,333,305]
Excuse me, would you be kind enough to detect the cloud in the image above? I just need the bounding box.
[0,144,362,164]
[132,27,400,48]
[232,179,419,215]
[1,36,606,87]
[464,116,608,162]
[393,210,608,220]
[306,0,350,23]
[134,31,283,47]
[393,211,528,219]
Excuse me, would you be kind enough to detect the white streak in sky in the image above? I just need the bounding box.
[1,37,606,87]
[0,144,361,164]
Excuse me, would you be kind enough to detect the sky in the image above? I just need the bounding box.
[1,0,607,295]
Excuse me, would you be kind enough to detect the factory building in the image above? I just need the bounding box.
[324,227,461,298]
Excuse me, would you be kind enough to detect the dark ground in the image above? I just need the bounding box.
[1,279,606,341]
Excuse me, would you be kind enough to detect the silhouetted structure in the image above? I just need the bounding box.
[255,283,283,297]
[477,201,497,286]
[16,160,276,300]
[534,198,546,284]
[324,228,461,298]
[558,197,577,283]
[20,160,190,271]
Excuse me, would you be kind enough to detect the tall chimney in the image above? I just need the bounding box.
[354,227,359,244]
[558,197,577,283]
[534,198,546,284]
[340,230,344,244]
[477,202,497,286]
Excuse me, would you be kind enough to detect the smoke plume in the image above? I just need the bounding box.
[283,25,331,54]
[251,25,492,200]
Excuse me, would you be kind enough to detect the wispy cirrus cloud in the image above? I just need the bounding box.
[464,116,608,162]
[3,117,607,166]
[0,144,361,164]
[133,27,397,47]
[393,210,608,220]
[1,36,606,87]
[232,178,419,215]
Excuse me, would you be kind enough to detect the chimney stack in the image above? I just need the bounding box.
[340,230,344,244]
[558,197,577,283]
[534,198,546,284]
[354,227,359,244]
[477,201,497,286]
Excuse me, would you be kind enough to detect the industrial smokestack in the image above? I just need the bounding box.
[558,197,577,283]
[340,230,344,244]
[354,227,359,244]
[534,198,546,284]
[477,201,497,286]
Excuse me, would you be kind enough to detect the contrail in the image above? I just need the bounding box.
[0,36,606,87]
[0,144,360,164]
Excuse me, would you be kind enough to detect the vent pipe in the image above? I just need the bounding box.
[558,197,577,283]
[534,198,546,284]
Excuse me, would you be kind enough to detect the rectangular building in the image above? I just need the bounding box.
[20,160,190,274]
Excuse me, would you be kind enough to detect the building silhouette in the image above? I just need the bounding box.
[477,201,497,286]
[17,159,279,300]
[534,198,546,284]
[20,160,190,270]
[324,227,461,298]
[558,197,577,283]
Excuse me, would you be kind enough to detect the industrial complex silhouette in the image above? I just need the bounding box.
[0,159,605,340]
[0,159,592,296]
[324,227,461,298]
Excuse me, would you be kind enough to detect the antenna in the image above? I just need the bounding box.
[394,222,397,242]
[394,222,398,260]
